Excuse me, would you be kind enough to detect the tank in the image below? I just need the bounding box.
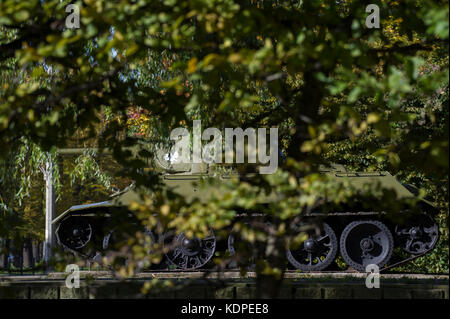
[53,148,440,272]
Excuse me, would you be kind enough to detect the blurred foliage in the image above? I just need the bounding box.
[0,0,448,296]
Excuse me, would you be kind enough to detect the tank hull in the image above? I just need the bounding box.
[53,167,440,272]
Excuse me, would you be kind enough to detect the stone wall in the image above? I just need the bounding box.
[0,272,448,299]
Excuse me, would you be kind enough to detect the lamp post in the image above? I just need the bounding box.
[43,153,55,269]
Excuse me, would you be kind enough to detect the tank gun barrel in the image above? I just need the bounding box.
[56,148,112,155]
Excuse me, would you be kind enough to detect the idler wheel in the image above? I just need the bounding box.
[395,214,439,255]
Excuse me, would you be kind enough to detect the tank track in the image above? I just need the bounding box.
[56,211,439,273]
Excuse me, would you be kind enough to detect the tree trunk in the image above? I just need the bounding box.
[0,238,4,270]
[286,67,328,162]
[3,239,10,270]
[255,232,287,298]
[32,240,41,263]
[11,239,23,269]
[23,238,34,269]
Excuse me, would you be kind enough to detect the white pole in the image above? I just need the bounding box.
[43,154,55,268]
